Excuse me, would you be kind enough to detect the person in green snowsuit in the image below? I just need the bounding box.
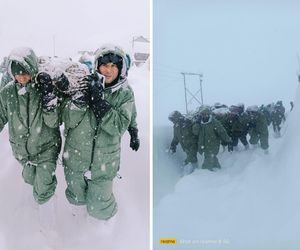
[245,105,269,153]
[168,111,198,172]
[225,105,249,151]
[270,101,285,137]
[61,44,137,220]
[192,107,232,171]
[0,47,61,204]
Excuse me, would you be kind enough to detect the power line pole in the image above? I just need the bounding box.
[182,73,188,114]
[181,72,204,113]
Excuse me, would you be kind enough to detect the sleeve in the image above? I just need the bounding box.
[129,97,138,129]
[171,126,179,147]
[100,90,134,137]
[215,120,231,143]
[62,100,88,129]
[42,109,59,128]
[0,90,8,133]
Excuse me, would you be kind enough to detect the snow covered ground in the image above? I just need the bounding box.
[153,87,300,250]
[0,64,150,250]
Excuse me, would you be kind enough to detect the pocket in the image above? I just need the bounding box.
[9,139,26,161]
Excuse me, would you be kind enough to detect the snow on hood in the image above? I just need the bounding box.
[94,44,128,92]
[8,47,32,62]
[7,47,39,78]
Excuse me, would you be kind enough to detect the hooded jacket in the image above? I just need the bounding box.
[192,115,231,155]
[62,45,135,177]
[0,47,61,163]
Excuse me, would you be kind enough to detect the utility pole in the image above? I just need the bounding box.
[182,73,188,114]
[181,72,203,113]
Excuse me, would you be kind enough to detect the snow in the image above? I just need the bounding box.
[154,87,300,249]
[8,47,32,63]
[212,107,230,115]
[0,64,149,250]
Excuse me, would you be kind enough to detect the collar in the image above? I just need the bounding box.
[105,78,128,93]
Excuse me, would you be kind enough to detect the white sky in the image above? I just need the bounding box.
[154,0,300,125]
[0,0,149,58]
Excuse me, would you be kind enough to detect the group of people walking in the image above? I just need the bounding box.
[0,44,139,224]
[169,101,287,174]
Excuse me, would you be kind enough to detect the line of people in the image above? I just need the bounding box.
[0,44,140,225]
[168,101,287,174]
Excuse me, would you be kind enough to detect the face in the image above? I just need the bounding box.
[98,63,119,86]
[201,113,210,122]
[14,74,31,86]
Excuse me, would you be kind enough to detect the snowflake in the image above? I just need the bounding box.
[63,151,69,159]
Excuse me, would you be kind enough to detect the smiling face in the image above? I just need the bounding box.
[98,63,119,86]
[14,74,31,86]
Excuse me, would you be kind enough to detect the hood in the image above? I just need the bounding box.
[7,47,39,79]
[94,44,128,91]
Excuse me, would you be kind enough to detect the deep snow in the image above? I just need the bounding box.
[154,86,300,250]
[0,63,150,250]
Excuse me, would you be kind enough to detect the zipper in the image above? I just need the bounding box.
[89,120,99,170]
[25,91,30,161]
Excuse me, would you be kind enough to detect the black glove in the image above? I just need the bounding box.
[70,74,94,108]
[71,90,89,108]
[36,72,57,111]
[128,127,140,151]
[53,73,69,93]
[88,73,111,122]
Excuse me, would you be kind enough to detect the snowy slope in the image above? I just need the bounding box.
[0,65,150,250]
[154,87,300,250]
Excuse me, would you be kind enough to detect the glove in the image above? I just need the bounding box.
[36,72,57,111]
[53,73,69,93]
[169,143,177,154]
[128,127,140,151]
[71,90,89,108]
[88,73,111,122]
[70,75,93,108]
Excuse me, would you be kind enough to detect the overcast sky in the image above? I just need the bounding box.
[154,0,300,126]
[0,0,149,58]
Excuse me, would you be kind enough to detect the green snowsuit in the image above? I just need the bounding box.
[221,112,249,150]
[247,112,269,149]
[171,119,198,165]
[62,46,136,220]
[192,116,231,170]
[0,48,61,204]
[0,57,13,90]
[271,104,285,134]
